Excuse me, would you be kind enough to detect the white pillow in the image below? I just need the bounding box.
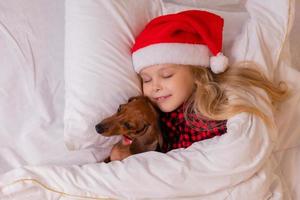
[63,0,251,153]
[64,0,163,151]
[64,0,289,154]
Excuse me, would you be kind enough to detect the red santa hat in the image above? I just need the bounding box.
[132,10,228,74]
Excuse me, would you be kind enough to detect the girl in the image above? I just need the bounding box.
[111,10,287,159]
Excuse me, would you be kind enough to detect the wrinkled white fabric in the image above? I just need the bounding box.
[0,0,299,199]
[0,0,98,173]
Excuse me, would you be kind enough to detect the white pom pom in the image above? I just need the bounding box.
[210,53,228,74]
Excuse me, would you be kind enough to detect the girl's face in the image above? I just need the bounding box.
[140,64,195,112]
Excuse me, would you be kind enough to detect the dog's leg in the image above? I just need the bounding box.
[110,141,132,161]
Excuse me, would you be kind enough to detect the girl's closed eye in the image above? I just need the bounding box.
[143,79,151,83]
[162,73,173,78]
[141,76,152,83]
[161,71,175,79]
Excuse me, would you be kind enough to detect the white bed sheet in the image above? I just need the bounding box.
[0,0,99,173]
[0,0,299,199]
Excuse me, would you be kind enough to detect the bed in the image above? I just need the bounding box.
[0,0,299,199]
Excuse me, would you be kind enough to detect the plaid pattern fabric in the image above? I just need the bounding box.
[160,104,227,152]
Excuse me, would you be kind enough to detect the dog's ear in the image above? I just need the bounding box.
[128,96,140,103]
[130,124,158,154]
[128,95,147,103]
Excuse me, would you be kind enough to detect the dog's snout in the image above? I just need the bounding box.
[95,123,106,134]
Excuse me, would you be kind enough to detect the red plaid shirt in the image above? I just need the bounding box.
[160,104,227,152]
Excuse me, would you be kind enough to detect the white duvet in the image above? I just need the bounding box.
[0,112,284,199]
[0,0,299,199]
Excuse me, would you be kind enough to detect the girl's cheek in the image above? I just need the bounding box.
[142,85,150,96]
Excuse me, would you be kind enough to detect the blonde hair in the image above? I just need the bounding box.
[185,61,289,128]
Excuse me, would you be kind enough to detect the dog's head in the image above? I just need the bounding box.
[95,96,163,154]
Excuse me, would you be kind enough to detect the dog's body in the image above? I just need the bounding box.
[95,96,163,162]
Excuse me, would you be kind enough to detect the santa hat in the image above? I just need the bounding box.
[132,10,228,74]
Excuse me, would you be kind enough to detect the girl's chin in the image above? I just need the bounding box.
[157,104,177,113]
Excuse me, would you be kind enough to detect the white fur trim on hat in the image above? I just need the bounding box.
[132,43,210,73]
[210,53,228,74]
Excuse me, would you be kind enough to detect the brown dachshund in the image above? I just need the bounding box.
[95,96,163,162]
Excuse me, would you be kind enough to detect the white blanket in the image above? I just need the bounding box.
[0,0,299,199]
[0,112,283,199]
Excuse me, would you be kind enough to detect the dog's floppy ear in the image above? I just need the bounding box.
[128,95,148,103]
[130,124,158,154]
[128,96,140,103]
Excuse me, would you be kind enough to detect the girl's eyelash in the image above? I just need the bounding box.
[143,79,151,83]
[141,73,173,82]
[163,74,173,78]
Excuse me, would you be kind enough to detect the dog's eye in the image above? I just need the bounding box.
[124,122,134,130]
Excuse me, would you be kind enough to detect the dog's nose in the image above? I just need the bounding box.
[95,124,106,134]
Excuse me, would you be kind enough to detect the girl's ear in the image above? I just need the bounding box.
[193,82,198,89]
[192,81,199,94]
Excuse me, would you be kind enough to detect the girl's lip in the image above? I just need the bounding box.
[154,95,171,102]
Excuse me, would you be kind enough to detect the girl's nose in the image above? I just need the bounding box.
[152,79,162,92]
[154,87,161,92]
